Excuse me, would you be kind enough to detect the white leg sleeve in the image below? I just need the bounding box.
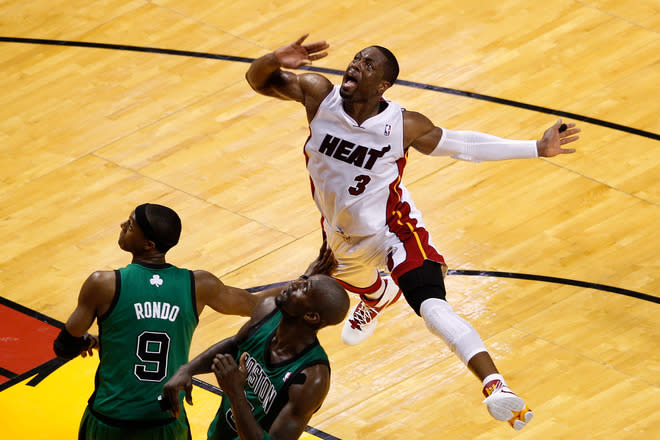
[420,298,487,365]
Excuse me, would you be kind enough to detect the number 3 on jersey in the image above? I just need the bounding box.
[134,331,171,382]
[349,175,371,195]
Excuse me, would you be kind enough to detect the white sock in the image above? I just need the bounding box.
[482,373,505,387]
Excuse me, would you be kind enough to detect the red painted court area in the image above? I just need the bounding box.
[0,302,60,385]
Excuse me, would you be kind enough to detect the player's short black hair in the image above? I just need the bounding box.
[372,46,399,85]
[136,203,181,253]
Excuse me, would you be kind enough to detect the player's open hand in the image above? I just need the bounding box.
[275,34,329,69]
[304,238,337,277]
[162,368,194,418]
[212,353,248,399]
[537,119,581,157]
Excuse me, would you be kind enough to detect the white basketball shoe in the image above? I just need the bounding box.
[482,379,533,430]
[341,284,402,346]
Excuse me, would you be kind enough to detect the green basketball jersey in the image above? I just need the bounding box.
[207,309,329,440]
[89,262,198,422]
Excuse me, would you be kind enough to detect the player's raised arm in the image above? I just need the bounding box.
[246,34,333,107]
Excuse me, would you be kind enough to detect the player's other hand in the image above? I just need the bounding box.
[537,119,581,157]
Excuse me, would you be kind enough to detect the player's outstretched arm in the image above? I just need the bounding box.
[196,238,337,317]
[194,270,256,317]
[405,111,581,161]
[246,34,332,105]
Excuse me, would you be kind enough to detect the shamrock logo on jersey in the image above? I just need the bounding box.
[150,274,163,287]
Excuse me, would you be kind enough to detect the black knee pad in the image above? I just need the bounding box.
[397,260,447,316]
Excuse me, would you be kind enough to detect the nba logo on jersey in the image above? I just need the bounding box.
[384,124,391,136]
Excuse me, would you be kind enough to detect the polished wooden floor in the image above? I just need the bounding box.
[0,1,658,439]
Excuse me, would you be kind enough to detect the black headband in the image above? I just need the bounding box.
[135,203,157,242]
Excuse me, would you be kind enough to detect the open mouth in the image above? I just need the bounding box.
[341,73,358,91]
[343,66,360,86]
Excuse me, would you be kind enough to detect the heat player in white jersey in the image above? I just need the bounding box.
[246,34,580,430]
[305,84,445,285]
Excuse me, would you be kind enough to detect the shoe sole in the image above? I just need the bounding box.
[510,407,533,430]
[484,385,533,430]
[485,391,525,421]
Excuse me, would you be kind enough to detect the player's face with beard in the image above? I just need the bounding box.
[275,278,313,318]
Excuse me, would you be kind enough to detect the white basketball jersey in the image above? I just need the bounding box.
[305,86,423,237]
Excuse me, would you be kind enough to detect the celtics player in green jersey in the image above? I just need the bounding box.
[162,273,350,440]
[54,203,337,440]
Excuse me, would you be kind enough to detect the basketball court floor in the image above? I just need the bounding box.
[0,1,658,438]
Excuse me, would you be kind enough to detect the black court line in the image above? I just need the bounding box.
[0,357,68,391]
[0,366,18,380]
[250,271,659,304]
[1,36,658,141]
[0,295,64,329]
[0,360,54,392]
[447,270,660,304]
